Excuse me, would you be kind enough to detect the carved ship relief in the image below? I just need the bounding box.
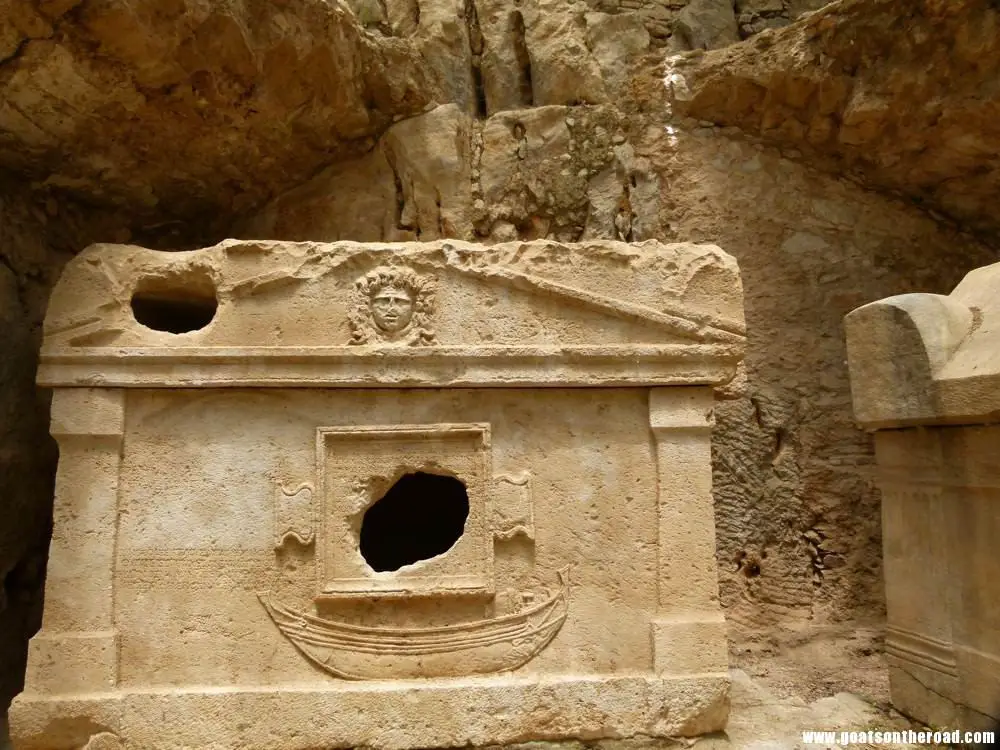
[258,568,569,680]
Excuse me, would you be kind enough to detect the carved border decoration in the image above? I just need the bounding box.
[273,483,315,548]
[493,471,535,541]
[315,423,494,600]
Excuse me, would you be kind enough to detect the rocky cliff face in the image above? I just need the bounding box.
[1,0,999,724]
[666,0,1000,239]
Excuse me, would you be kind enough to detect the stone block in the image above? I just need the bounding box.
[846,261,1000,729]
[13,238,746,749]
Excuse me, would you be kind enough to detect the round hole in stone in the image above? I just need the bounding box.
[359,472,470,573]
[130,270,218,334]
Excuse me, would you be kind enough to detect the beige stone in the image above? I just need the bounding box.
[236,104,475,244]
[0,0,443,229]
[382,104,476,241]
[585,13,652,93]
[245,102,655,247]
[5,0,1000,737]
[845,262,1000,729]
[473,0,535,114]
[521,0,609,106]
[12,238,744,749]
[667,0,1000,237]
[669,0,740,51]
[236,148,398,243]
[845,261,1000,429]
[230,100,998,645]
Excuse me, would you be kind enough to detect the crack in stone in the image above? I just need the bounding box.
[0,35,34,68]
[895,663,1000,725]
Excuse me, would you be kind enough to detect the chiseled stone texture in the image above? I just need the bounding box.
[38,239,744,355]
[846,261,1000,429]
[867,426,1000,732]
[641,124,995,642]
[0,0,832,725]
[3,0,1000,734]
[13,238,741,749]
[846,267,1000,728]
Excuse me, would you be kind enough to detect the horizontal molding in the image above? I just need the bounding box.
[886,625,959,677]
[11,674,730,748]
[37,344,740,388]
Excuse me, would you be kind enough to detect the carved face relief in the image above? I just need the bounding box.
[349,266,436,345]
[371,286,414,334]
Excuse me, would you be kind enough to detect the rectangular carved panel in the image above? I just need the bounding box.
[316,423,494,599]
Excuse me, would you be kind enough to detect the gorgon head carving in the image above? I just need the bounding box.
[349,266,436,345]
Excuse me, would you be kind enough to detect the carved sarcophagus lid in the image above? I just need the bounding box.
[14,239,745,750]
[38,238,744,386]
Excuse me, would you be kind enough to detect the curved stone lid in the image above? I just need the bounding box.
[39,238,746,388]
[846,261,1000,429]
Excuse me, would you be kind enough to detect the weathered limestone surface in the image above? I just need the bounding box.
[666,0,1000,237]
[3,0,1000,734]
[846,262,1000,428]
[0,0,441,228]
[13,238,740,749]
[845,264,1000,729]
[236,89,999,641]
[0,0,828,232]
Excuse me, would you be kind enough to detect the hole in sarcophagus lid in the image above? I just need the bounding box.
[131,270,218,334]
[360,472,470,572]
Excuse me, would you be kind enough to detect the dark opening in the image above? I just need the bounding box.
[131,272,218,334]
[359,472,470,572]
[511,11,534,107]
[472,62,488,119]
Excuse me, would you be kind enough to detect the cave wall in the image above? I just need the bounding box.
[0,189,62,716]
[665,0,1000,239]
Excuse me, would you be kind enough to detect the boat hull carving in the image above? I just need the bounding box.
[259,569,569,680]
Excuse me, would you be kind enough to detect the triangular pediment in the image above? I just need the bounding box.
[43,239,744,348]
[39,239,744,388]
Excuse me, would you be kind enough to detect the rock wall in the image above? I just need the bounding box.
[0,0,441,236]
[0,189,61,715]
[665,0,1000,239]
[0,0,830,236]
[647,127,994,640]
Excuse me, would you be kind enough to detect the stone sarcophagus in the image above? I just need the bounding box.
[12,239,745,750]
[846,262,1000,732]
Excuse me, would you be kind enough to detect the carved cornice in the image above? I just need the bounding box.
[37,344,741,388]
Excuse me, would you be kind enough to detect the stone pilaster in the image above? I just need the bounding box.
[649,387,728,677]
[24,388,125,696]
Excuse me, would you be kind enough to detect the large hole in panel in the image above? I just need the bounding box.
[359,472,470,572]
[131,271,218,334]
